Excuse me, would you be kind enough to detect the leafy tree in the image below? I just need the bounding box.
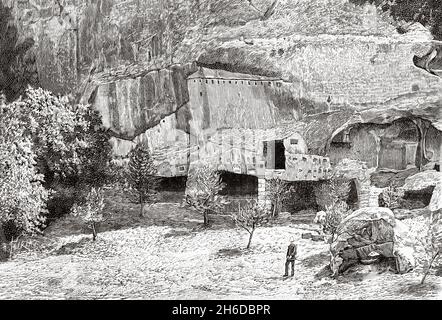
[8,87,112,186]
[70,187,107,241]
[232,201,269,249]
[185,164,228,226]
[127,144,160,216]
[0,95,48,241]
[0,88,111,186]
[266,178,294,217]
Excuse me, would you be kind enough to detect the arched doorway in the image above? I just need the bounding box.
[378,118,419,170]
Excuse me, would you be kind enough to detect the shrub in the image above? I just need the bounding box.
[70,187,107,241]
[127,144,160,216]
[379,183,404,210]
[417,210,442,284]
[232,201,269,249]
[185,164,228,226]
[314,178,351,211]
[266,178,294,217]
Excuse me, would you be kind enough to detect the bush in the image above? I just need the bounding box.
[185,164,229,226]
[379,183,405,210]
[232,201,269,249]
[70,187,107,241]
[6,87,112,187]
[1,87,113,243]
[314,178,351,211]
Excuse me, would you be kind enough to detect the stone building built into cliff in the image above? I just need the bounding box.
[3,0,442,213]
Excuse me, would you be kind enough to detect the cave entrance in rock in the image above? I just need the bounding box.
[403,186,435,209]
[283,181,320,214]
[219,171,258,212]
[379,118,419,170]
[157,176,187,203]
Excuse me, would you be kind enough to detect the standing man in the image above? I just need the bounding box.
[284,237,297,277]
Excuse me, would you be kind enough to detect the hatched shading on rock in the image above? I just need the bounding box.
[330,207,416,275]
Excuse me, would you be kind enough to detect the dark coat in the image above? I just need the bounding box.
[286,243,297,261]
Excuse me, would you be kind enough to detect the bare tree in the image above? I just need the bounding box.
[418,209,442,284]
[266,178,293,218]
[232,201,269,249]
[185,164,228,226]
[324,201,351,243]
[70,187,107,241]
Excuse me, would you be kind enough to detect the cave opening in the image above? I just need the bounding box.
[283,181,320,213]
[219,171,258,197]
[379,118,419,170]
[157,176,187,203]
[402,186,435,209]
[219,171,258,212]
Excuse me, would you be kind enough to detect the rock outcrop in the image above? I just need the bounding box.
[402,170,442,192]
[3,0,441,105]
[83,63,197,139]
[330,207,416,275]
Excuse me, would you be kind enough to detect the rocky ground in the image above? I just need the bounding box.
[0,191,441,300]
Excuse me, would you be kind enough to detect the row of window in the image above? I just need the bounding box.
[192,79,282,87]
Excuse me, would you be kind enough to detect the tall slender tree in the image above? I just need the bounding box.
[128,144,160,216]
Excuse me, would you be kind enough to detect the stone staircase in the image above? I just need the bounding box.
[358,181,384,208]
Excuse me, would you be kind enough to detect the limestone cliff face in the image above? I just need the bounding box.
[2,0,442,149]
[5,0,440,99]
[86,63,196,139]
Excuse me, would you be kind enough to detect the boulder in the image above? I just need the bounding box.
[402,170,442,192]
[312,234,325,242]
[278,212,292,220]
[330,207,416,276]
[393,208,430,220]
[429,182,442,212]
[301,233,312,239]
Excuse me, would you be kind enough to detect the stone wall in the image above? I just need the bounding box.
[187,67,303,134]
